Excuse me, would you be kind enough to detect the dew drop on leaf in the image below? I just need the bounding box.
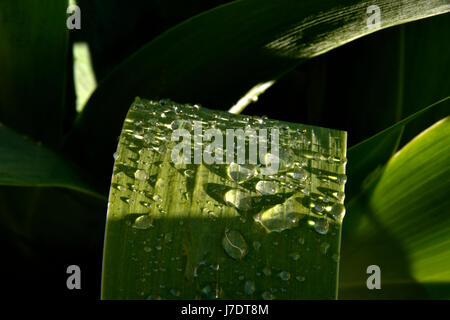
[227,162,256,183]
[254,204,302,233]
[287,167,308,182]
[262,291,275,300]
[170,289,181,297]
[152,194,162,202]
[327,203,346,221]
[222,229,248,260]
[255,180,278,195]
[134,169,147,181]
[289,252,300,261]
[224,189,251,211]
[279,271,291,281]
[132,215,153,230]
[262,267,272,276]
[314,218,329,235]
[296,275,306,282]
[253,241,261,251]
[244,280,256,295]
[321,242,330,255]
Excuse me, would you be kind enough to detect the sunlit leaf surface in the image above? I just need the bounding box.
[102,99,347,299]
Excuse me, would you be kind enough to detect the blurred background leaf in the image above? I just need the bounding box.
[0,0,71,148]
[340,117,450,299]
[0,123,103,198]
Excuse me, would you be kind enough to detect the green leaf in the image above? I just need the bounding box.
[346,96,450,204]
[102,99,347,299]
[246,14,450,150]
[0,0,70,147]
[0,123,103,199]
[67,0,450,185]
[75,0,231,81]
[340,117,450,299]
[73,42,97,112]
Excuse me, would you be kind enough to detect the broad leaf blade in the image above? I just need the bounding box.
[102,99,347,299]
[340,117,450,299]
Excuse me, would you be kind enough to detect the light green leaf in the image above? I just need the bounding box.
[340,117,450,299]
[346,96,449,203]
[102,99,347,299]
[0,123,103,200]
[73,42,97,112]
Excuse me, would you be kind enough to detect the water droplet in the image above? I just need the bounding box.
[113,152,119,160]
[321,242,330,255]
[170,289,181,297]
[279,271,291,281]
[224,189,251,211]
[332,253,339,262]
[262,267,272,276]
[287,167,308,182]
[140,201,151,208]
[332,191,345,202]
[244,280,256,295]
[210,264,220,271]
[112,183,125,191]
[133,215,153,229]
[337,174,347,185]
[314,218,329,235]
[313,203,325,213]
[170,120,192,131]
[152,194,162,202]
[296,275,306,282]
[289,252,300,261]
[164,233,173,243]
[183,169,195,178]
[222,229,248,260]
[253,241,261,251]
[255,180,278,195]
[135,169,147,181]
[263,153,280,167]
[262,291,275,300]
[227,163,256,183]
[120,196,133,205]
[201,285,221,299]
[254,203,302,233]
[327,203,346,221]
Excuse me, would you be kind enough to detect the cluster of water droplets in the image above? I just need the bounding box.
[108,98,347,299]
